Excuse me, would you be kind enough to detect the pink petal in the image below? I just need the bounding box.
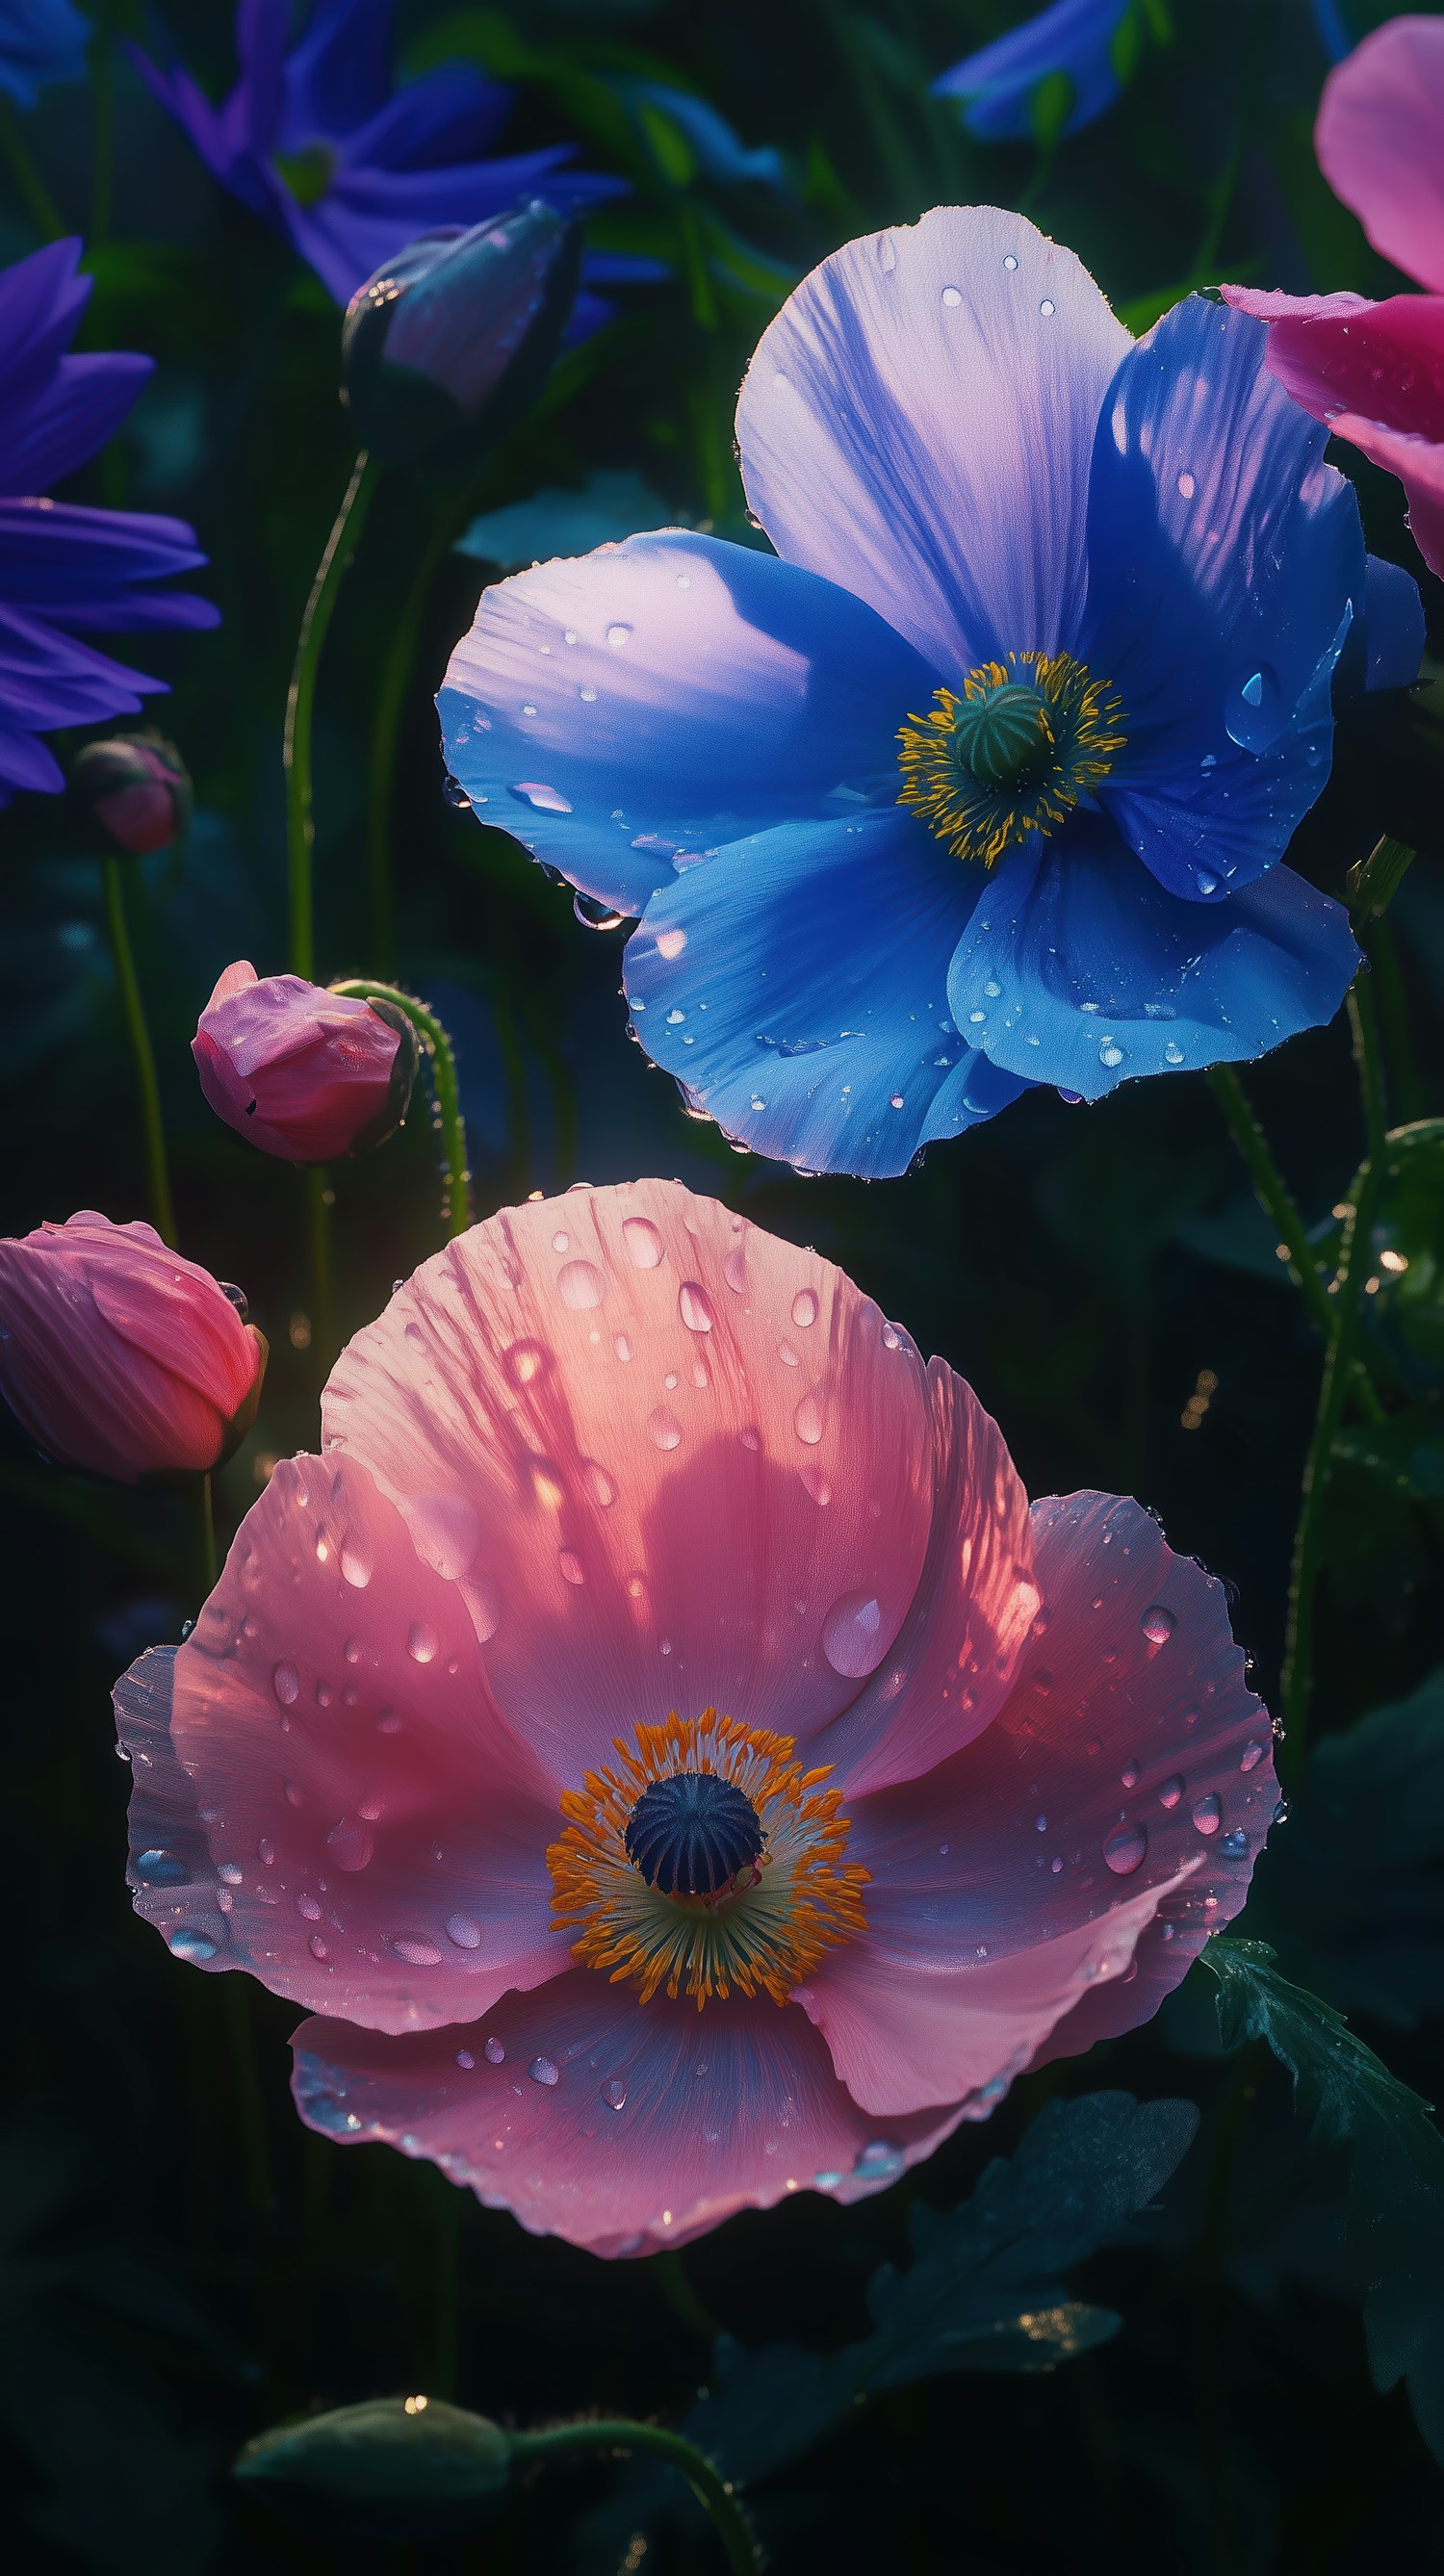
[1328,409,1444,582]
[321,1181,951,1776]
[1317,15,1444,292]
[291,1968,960,2256]
[116,1453,564,2034]
[798,1493,1274,2112]
[204,958,258,1007]
[808,1358,1038,1797]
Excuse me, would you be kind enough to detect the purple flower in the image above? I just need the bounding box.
[133,0,629,318]
[933,0,1139,142]
[0,240,219,803]
[0,0,89,110]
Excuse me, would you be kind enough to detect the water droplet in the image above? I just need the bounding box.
[392,1936,443,1966]
[340,1539,373,1588]
[623,1215,665,1269]
[854,2139,904,2181]
[529,2054,560,2085]
[601,2075,628,2110]
[678,1281,714,1332]
[456,2049,476,2070]
[1141,1604,1175,1647]
[558,1548,585,1586]
[794,1393,823,1445]
[1177,471,1196,499]
[1121,1758,1141,1789]
[822,1590,885,1677]
[655,926,686,960]
[308,1933,329,1962]
[941,284,962,307]
[790,1287,819,1328]
[258,1836,275,1865]
[557,1257,605,1310]
[1192,1792,1222,1836]
[1099,1042,1124,1069]
[326,1817,374,1872]
[511,782,573,813]
[1219,1827,1249,1857]
[407,1623,438,1664]
[1035,1813,1048,1833]
[606,624,632,650]
[1039,297,1056,316]
[1102,1821,1147,1875]
[446,1913,482,1948]
[137,1846,186,1883]
[1003,253,1019,270]
[375,1707,401,1735]
[648,1404,683,1452]
[1159,1774,1184,1810]
[505,1339,549,1386]
[1239,1739,1266,1771]
[169,1928,217,1962]
[483,2035,505,2064]
[1164,1040,1185,1066]
[272,1661,299,1706]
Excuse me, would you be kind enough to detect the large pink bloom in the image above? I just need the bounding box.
[114,1183,1276,2255]
[1225,15,1444,579]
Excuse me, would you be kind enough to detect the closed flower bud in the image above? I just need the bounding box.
[0,1212,266,1482]
[71,730,193,856]
[235,2396,512,2542]
[193,963,420,1165]
[341,199,581,468]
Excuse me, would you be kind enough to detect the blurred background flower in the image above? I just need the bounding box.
[0,239,218,802]
[0,0,88,111]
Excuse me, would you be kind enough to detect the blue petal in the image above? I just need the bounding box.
[437,528,940,915]
[0,0,90,109]
[932,0,1130,142]
[735,206,1130,677]
[624,809,1029,1177]
[625,84,786,190]
[1080,295,1365,901]
[1339,553,1426,695]
[946,814,1360,1100]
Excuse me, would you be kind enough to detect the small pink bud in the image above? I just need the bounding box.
[192,963,420,1164]
[71,731,192,856]
[0,1212,267,1482]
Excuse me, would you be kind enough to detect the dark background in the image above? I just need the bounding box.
[3,4,1443,2570]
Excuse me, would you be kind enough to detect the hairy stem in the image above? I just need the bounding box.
[285,450,381,980]
[330,980,472,1236]
[100,855,177,1247]
[511,2420,760,2574]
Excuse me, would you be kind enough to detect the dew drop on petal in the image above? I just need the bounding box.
[601,2076,628,2110]
[941,285,962,306]
[1240,1739,1266,1772]
[1121,1758,1141,1790]
[326,1817,374,1872]
[1159,1774,1184,1810]
[505,1339,549,1386]
[407,1623,438,1664]
[169,1928,217,1962]
[822,1590,885,1678]
[648,1404,683,1452]
[1102,1821,1147,1875]
[529,2054,560,2085]
[272,1661,299,1706]
[678,1281,714,1332]
[484,2036,505,2064]
[340,1540,374,1588]
[723,1246,747,1291]
[557,1258,605,1310]
[793,1394,823,1445]
[1192,1792,1222,1836]
[1141,1604,1175,1647]
[623,1215,665,1269]
[446,1913,482,1948]
[790,1287,819,1328]
[1220,1828,1249,1857]
[456,2050,476,2070]
[558,1548,585,1586]
[392,1936,443,1966]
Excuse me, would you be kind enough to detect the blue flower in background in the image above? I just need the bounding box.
[933,0,1141,142]
[0,239,219,803]
[438,207,1421,1179]
[0,0,88,109]
[133,0,634,322]
[620,82,786,191]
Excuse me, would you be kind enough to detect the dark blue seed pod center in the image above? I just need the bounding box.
[624,1771,765,1897]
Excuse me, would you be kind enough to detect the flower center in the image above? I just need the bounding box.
[897,652,1126,867]
[546,1709,869,2009]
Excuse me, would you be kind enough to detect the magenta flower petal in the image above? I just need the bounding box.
[1316,13,1444,293]
[797,1493,1274,2113]
[1222,284,1444,580]
[321,1181,1016,1775]
[291,1967,959,2256]
[116,1452,563,2033]
[192,960,413,1163]
[735,205,1131,675]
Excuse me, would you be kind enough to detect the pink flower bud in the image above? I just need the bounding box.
[192,963,420,1164]
[71,730,193,856]
[0,1212,267,1482]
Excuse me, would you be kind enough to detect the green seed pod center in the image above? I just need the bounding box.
[951,682,1053,787]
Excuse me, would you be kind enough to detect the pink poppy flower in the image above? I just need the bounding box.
[192,962,419,1164]
[0,1210,266,1481]
[114,1182,1276,2255]
[1224,14,1444,578]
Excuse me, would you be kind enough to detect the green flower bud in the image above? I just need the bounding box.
[235,2395,512,2542]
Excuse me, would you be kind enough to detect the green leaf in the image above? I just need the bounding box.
[1245,1672,1444,2031]
[581,2092,1198,2555]
[1347,836,1415,924]
[1030,69,1075,153]
[1359,1121,1444,1377]
[454,470,683,572]
[1202,1938,1444,2462]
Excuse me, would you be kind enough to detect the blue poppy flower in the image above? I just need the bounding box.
[0,239,219,804]
[133,0,634,325]
[0,0,88,109]
[620,82,786,191]
[436,208,1421,1178]
[933,0,1141,142]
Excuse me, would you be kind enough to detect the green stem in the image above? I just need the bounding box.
[305,1165,336,1360]
[1352,957,1389,1169]
[285,450,381,979]
[366,502,455,973]
[100,854,177,1247]
[330,981,472,1236]
[0,94,64,238]
[194,1472,218,1596]
[1277,980,1386,1772]
[1205,1063,1384,1428]
[511,2420,760,2575]
[1366,919,1423,1123]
